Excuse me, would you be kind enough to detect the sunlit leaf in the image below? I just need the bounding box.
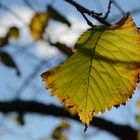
[41,14,140,126]
[29,12,48,40]
[7,26,20,40]
[0,51,20,75]
[47,5,71,27]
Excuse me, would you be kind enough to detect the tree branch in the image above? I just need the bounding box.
[0,100,137,140]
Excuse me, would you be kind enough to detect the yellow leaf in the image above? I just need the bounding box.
[41,14,140,126]
[29,12,48,40]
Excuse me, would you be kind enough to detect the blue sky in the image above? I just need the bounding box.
[0,0,140,140]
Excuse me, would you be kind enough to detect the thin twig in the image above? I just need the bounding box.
[12,42,36,58]
[15,59,48,99]
[64,0,111,26]
[0,4,28,26]
[14,54,61,99]
[113,0,125,15]
[78,8,94,27]
[104,0,113,19]
[23,0,37,11]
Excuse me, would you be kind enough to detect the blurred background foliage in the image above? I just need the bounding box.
[0,0,140,140]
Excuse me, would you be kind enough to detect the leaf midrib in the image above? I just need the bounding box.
[85,29,104,117]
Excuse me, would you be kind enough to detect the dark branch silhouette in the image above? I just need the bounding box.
[0,100,137,140]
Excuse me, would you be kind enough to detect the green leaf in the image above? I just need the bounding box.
[0,51,20,75]
[29,12,48,40]
[47,5,71,27]
[41,14,140,126]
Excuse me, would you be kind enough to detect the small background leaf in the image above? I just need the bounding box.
[47,5,71,27]
[7,26,20,40]
[29,12,48,40]
[51,120,70,140]
[0,51,20,75]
